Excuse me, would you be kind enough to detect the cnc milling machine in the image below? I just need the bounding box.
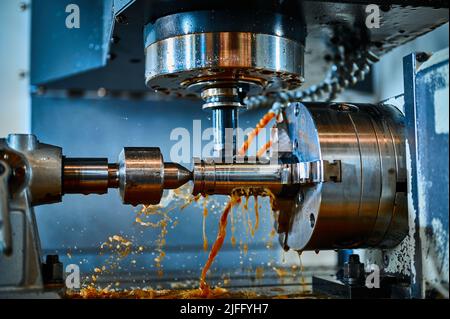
[0,0,448,299]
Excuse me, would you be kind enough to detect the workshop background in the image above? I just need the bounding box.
[0,0,448,291]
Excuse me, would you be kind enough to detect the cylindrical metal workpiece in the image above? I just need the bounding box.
[118,148,164,206]
[193,159,291,196]
[62,150,192,205]
[63,158,114,195]
[107,164,119,189]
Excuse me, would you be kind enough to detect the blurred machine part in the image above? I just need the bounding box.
[0,0,449,298]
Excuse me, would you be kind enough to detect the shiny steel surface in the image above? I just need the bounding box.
[0,137,195,294]
[192,158,329,197]
[145,32,304,98]
[118,147,164,206]
[116,148,191,205]
[144,9,306,45]
[202,87,242,157]
[211,108,238,157]
[62,155,190,201]
[201,87,244,110]
[162,162,192,190]
[193,160,285,196]
[279,102,408,251]
[0,134,64,293]
[107,164,120,189]
[6,134,62,206]
[63,158,110,195]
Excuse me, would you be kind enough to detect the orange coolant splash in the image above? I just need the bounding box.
[69,285,260,299]
[73,185,283,299]
[85,185,197,288]
[238,110,276,156]
[256,140,273,157]
[202,196,209,251]
[198,189,277,297]
[254,196,260,233]
[199,195,242,297]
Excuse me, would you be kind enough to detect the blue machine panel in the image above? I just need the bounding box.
[404,49,449,298]
[31,0,113,85]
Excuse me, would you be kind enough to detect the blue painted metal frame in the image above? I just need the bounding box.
[403,50,449,298]
[31,0,114,85]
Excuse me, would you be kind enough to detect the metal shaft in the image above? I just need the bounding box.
[63,158,118,195]
[201,87,244,159]
[192,159,295,196]
[62,149,192,205]
[211,107,238,158]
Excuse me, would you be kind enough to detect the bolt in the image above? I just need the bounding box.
[343,254,365,286]
[18,70,28,79]
[42,254,63,286]
[309,213,315,228]
[115,15,128,25]
[19,2,29,11]
[416,52,431,63]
